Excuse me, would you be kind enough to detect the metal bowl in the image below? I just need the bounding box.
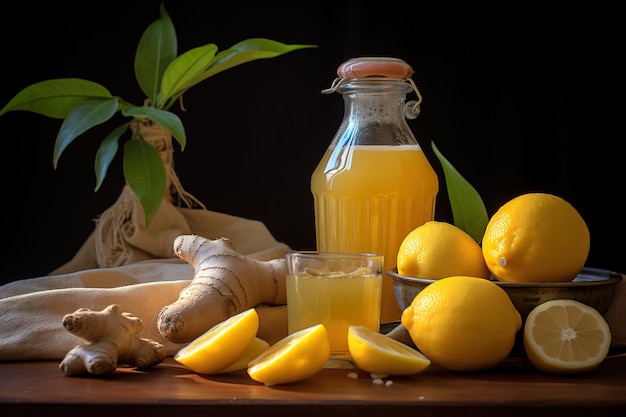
[389,267,622,321]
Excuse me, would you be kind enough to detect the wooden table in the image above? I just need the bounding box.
[2,350,625,417]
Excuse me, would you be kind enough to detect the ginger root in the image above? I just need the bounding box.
[60,304,166,376]
[157,235,286,343]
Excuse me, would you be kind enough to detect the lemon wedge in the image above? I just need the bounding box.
[213,337,270,374]
[524,299,611,374]
[174,308,259,374]
[247,324,330,385]
[347,325,431,375]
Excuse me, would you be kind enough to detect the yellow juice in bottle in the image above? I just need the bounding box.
[311,144,438,322]
[285,269,382,356]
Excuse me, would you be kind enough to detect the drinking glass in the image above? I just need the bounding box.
[285,251,383,360]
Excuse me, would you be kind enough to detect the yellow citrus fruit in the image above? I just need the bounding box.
[247,324,330,385]
[347,325,431,375]
[174,308,259,374]
[212,337,270,374]
[397,221,490,280]
[482,193,590,283]
[401,276,522,372]
[523,299,611,374]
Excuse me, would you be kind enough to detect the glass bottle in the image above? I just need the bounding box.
[311,57,439,322]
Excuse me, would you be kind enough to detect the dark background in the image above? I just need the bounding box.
[1,1,623,284]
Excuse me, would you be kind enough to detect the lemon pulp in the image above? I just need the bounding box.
[174,308,259,374]
[348,325,430,375]
[523,299,611,374]
[247,324,330,385]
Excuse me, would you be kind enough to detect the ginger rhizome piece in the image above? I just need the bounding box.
[60,304,166,376]
[157,235,286,343]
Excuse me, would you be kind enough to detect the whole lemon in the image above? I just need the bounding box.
[482,193,590,283]
[401,276,522,372]
[397,221,491,280]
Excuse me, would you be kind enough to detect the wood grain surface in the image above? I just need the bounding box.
[1,352,625,416]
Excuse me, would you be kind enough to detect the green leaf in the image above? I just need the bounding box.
[121,105,186,150]
[53,98,119,169]
[191,38,317,87]
[123,136,166,228]
[0,78,112,119]
[94,123,130,191]
[134,3,177,105]
[432,141,489,243]
[160,43,219,107]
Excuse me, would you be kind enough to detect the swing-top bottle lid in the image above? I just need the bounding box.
[337,57,413,79]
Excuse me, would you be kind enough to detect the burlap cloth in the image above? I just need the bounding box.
[0,197,292,361]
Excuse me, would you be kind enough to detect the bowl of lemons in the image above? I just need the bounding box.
[390,193,623,322]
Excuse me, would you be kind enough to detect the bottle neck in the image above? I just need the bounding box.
[335,78,417,146]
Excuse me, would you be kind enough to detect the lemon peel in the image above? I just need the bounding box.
[348,325,430,375]
[402,276,521,372]
[482,193,590,283]
[247,324,330,385]
[397,221,490,280]
[174,308,259,374]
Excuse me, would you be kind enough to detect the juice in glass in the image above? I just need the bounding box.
[285,252,382,358]
[311,144,438,322]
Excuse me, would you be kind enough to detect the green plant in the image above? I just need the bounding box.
[0,4,315,226]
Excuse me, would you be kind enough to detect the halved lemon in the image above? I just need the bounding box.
[347,325,431,375]
[174,308,259,374]
[247,324,330,385]
[213,337,270,374]
[523,299,611,374]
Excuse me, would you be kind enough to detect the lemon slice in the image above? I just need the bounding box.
[523,299,611,374]
[174,308,259,374]
[347,325,431,375]
[247,324,330,385]
[213,337,270,374]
